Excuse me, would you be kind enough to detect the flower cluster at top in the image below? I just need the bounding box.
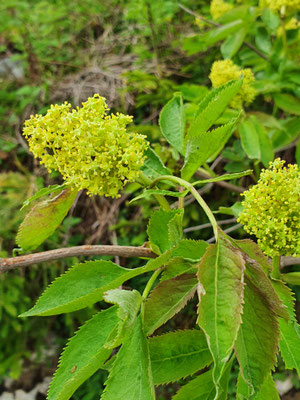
[260,0,300,12]
[210,0,233,20]
[238,159,300,258]
[209,60,256,109]
[23,94,149,197]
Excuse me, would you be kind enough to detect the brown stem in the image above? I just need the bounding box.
[0,245,156,274]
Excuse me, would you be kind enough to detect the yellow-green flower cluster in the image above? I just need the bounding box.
[238,159,300,257]
[260,0,300,12]
[210,0,233,20]
[23,94,149,197]
[209,60,256,108]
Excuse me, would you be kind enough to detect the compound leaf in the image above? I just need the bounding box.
[47,306,119,400]
[17,188,77,250]
[149,329,212,385]
[144,274,198,336]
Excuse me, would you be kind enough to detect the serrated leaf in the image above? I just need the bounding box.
[235,277,280,397]
[144,274,197,336]
[231,238,272,273]
[244,261,288,319]
[159,92,185,154]
[272,281,300,375]
[101,315,155,400]
[149,329,212,385]
[147,208,183,254]
[192,170,252,186]
[173,359,233,400]
[142,148,171,180]
[20,261,146,317]
[237,373,280,400]
[182,117,239,180]
[21,184,67,210]
[17,188,77,250]
[47,306,119,400]
[188,80,242,133]
[160,257,194,282]
[197,239,245,389]
[171,239,209,262]
[103,289,142,348]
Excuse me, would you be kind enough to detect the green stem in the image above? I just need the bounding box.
[280,7,288,56]
[141,268,162,321]
[150,175,219,241]
[137,172,171,210]
[271,255,281,279]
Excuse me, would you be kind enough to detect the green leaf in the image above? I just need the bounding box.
[47,306,119,400]
[147,208,183,254]
[230,238,272,273]
[142,148,171,180]
[192,170,252,186]
[235,277,280,397]
[274,93,300,115]
[160,257,194,282]
[103,289,142,348]
[17,188,77,250]
[159,92,185,154]
[255,27,272,54]
[187,80,242,137]
[272,281,300,375]
[237,374,280,400]
[197,239,245,389]
[101,315,155,400]
[130,189,188,204]
[183,20,244,55]
[182,118,239,180]
[20,261,146,317]
[282,272,300,285]
[239,116,273,167]
[173,359,233,400]
[144,274,197,336]
[171,239,209,262]
[21,184,67,210]
[278,319,300,375]
[181,81,242,181]
[221,27,247,59]
[244,261,288,320]
[149,329,212,385]
[216,202,243,218]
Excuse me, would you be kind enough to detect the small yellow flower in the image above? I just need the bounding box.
[210,0,233,20]
[23,95,149,197]
[260,0,300,12]
[277,17,300,35]
[209,59,256,108]
[238,159,300,257]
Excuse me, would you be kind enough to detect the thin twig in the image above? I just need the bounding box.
[178,3,269,62]
[184,217,236,233]
[0,245,156,274]
[281,257,300,267]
